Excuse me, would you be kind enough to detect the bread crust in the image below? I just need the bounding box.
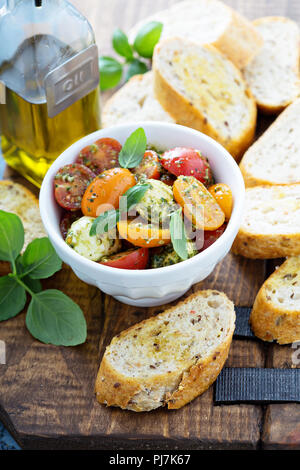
[213,8,263,69]
[95,290,235,411]
[153,42,257,161]
[248,17,300,114]
[250,258,300,344]
[240,99,300,187]
[128,0,263,69]
[232,231,300,259]
[0,180,43,276]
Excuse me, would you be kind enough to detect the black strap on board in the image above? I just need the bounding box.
[214,367,300,404]
[233,306,254,339]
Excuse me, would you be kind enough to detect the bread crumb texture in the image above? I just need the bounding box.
[0,181,45,250]
[95,290,235,411]
[240,98,300,186]
[243,17,300,112]
[251,256,300,344]
[102,72,175,128]
[153,37,257,159]
[232,184,300,259]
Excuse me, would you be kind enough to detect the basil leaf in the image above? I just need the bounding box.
[0,276,26,321]
[121,183,150,212]
[23,276,42,294]
[21,237,62,279]
[90,209,120,236]
[26,290,87,346]
[133,21,163,58]
[118,127,147,168]
[113,28,134,60]
[99,56,123,91]
[90,184,149,237]
[125,58,148,81]
[0,210,24,262]
[170,209,188,261]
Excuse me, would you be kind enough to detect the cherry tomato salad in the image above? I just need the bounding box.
[53,128,233,270]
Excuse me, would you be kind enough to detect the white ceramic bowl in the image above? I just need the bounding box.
[39,122,245,307]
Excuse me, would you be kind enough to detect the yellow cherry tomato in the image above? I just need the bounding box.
[208,183,233,220]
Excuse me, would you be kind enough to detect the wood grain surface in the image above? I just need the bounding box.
[1,0,300,450]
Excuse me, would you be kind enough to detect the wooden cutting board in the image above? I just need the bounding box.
[1,0,300,450]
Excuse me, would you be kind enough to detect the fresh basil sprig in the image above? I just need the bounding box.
[99,56,123,92]
[0,210,87,346]
[112,28,134,60]
[99,21,163,91]
[90,183,150,237]
[133,21,163,58]
[118,128,147,168]
[170,208,189,261]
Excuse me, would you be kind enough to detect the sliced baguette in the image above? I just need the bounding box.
[153,37,257,160]
[232,184,300,259]
[240,99,300,187]
[251,256,300,344]
[95,290,235,412]
[0,181,46,274]
[129,0,263,69]
[243,17,300,114]
[102,72,175,128]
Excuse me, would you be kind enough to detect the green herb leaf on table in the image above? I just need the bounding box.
[0,210,87,346]
[0,210,24,263]
[125,58,148,81]
[170,208,189,261]
[20,237,62,279]
[26,290,87,346]
[118,127,147,168]
[133,21,163,58]
[112,28,134,60]
[0,275,26,321]
[99,56,123,91]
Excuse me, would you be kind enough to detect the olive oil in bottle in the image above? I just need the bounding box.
[0,0,101,187]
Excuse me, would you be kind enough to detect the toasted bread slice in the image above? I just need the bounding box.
[129,0,262,69]
[232,184,300,259]
[102,72,175,128]
[243,17,300,114]
[240,99,300,187]
[0,181,46,274]
[95,290,235,411]
[153,37,257,160]
[251,257,300,344]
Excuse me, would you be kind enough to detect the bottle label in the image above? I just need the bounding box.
[44,44,99,118]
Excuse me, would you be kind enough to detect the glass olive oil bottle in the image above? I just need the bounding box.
[0,0,101,187]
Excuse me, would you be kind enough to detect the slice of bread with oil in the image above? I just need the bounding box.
[95,290,235,412]
[240,99,300,187]
[251,256,300,344]
[0,181,46,274]
[243,17,300,114]
[153,37,257,160]
[129,0,262,69]
[102,71,175,128]
[232,184,300,259]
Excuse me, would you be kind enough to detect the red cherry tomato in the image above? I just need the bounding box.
[60,210,82,239]
[132,150,161,180]
[199,224,227,251]
[76,137,122,175]
[160,172,176,187]
[161,147,214,187]
[54,164,96,211]
[99,247,149,270]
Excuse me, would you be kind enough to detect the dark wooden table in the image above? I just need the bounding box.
[1,0,300,450]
